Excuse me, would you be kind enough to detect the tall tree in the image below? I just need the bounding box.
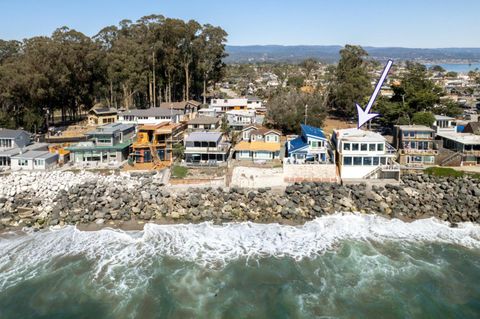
[327,45,371,118]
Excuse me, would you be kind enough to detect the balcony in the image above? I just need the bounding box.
[399,148,438,155]
[184,144,230,154]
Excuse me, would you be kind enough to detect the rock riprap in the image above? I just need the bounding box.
[0,171,479,230]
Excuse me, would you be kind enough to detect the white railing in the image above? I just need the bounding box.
[185,145,230,153]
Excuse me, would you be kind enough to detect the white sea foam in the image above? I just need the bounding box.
[0,213,479,294]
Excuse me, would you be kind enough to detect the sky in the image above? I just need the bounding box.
[0,0,479,48]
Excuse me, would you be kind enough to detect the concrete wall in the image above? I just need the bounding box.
[231,166,285,188]
[283,163,338,183]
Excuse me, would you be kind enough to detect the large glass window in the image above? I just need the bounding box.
[343,143,351,151]
[361,143,368,151]
[352,143,359,151]
[353,157,362,165]
[369,144,376,151]
[363,157,372,165]
[377,143,384,151]
[373,157,380,165]
[343,157,352,165]
[380,157,387,165]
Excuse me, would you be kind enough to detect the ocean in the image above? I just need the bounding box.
[0,214,479,319]
[425,63,480,73]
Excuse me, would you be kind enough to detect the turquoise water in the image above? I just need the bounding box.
[425,63,480,73]
[0,215,479,319]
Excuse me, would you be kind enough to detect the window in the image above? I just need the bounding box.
[311,141,318,148]
[377,144,384,151]
[373,157,379,165]
[352,143,359,151]
[18,159,28,166]
[369,144,376,151]
[380,157,386,165]
[363,157,372,165]
[343,157,352,165]
[343,143,351,151]
[34,159,44,166]
[353,157,362,165]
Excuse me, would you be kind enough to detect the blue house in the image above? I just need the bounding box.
[285,124,334,164]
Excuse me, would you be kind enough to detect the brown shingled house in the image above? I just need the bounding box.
[159,100,201,121]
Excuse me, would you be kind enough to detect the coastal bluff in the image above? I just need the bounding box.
[0,171,479,231]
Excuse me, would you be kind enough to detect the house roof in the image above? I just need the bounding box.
[235,141,281,152]
[244,125,281,136]
[87,123,135,135]
[11,151,57,160]
[465,122,480,133]
[396,125,434,132]
[66,140,132,151]
[437,133,480,145]
[186,132,222,143]
[434,115,455,121]
[187,116,220,125]
[120,108,183,117]
[334,128,386,142]
[89,107,118,115]
[0,128,30,139]
[288,136,309,153]
[301,124,326,140]
[160,100,201,110]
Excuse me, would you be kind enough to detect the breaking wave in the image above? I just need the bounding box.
[0,213,479,295]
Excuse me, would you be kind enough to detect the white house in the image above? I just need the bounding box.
[209,98,248,113]
[118,108,182,125]
[226,110,256,131]
[433,115,456,134]
[11,151,58,171]
[332,128,400,180]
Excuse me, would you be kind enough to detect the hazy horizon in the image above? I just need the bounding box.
[1,0,480,48]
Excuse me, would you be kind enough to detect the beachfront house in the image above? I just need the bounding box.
[130,122,184,166]
[159,100,201,121]
[234,125,282,161]
[393,125,438,166]
[187,116,221,132]
[184,132,230,165]
[0,128,30,151]
[332,128,400,180]
[10,151,58,170]
[285,124,334,164]
[118,108,182,125]
[66,123,135,165]
[432,115,456,134]
[226,110,256,131]
[0,142,48,170]
[436,132,480,166]
[87,107,118,126]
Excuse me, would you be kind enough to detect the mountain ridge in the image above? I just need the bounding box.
[225,45,480,63]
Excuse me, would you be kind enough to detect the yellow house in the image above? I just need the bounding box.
[234,125,282,161]
[87,107,118,125]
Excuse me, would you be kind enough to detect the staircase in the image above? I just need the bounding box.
[362,166,382,179]
[148,144,163,169]
[441,152,462,166]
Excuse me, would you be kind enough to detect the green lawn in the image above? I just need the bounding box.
[424,167,480,179]
[171,165,188,178]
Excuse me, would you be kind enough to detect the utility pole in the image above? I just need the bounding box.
[304,104,308,125]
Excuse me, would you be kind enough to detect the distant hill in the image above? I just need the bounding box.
[225,45,480,63]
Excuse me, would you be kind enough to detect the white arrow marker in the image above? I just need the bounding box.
[356,59,393,128]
